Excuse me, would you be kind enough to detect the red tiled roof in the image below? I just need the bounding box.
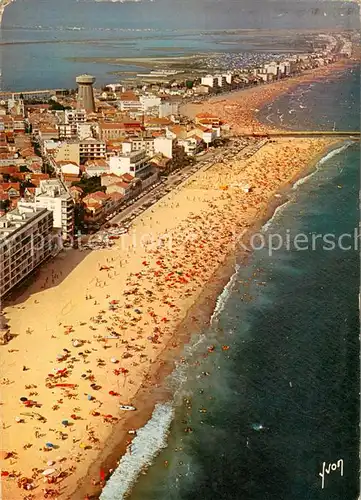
[113,181,129,189]
[84,191,108,201]
[119,92,139,102]
[108,192,123,201]
[122,173,134,182]
[0,182,20,192]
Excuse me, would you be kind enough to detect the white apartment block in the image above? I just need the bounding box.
[201,75,218,88]
[18,179,74,240]
[119,95,142,112]
[222,72,233,85]
[58,121,97,141]
[122,137,155,156]
[264,62,278,76]
[122,136,174,159]
[109,150,149,177]
[214,74,227,88]
[139,95,162,112]
[0,205,53,298]
[159,101,179,118]
[154,136,173,159]
[178,137,198,156]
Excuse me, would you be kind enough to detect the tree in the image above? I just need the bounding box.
[72,175,105,195]
[0,199,10,212]
[48,100,66,111]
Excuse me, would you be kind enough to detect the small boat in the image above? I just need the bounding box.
[251,423,265,431]
[119,405,136,411]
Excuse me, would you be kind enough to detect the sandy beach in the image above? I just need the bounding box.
[181,58,359,134]
[0,61,356,499]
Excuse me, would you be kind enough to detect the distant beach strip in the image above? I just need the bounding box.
[0,0,12,24]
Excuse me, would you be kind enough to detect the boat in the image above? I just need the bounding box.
[119,405,136,411]
[251,423,265,431]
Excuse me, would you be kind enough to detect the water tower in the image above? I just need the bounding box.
[76,74,96,113]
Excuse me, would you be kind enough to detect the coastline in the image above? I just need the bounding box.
[76,138,348,500]
[72,132,344,500]
[180,58,359,135]
[0,61,358,500]
[0,0,12,24]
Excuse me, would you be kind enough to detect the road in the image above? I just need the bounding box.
[100,137,256,230]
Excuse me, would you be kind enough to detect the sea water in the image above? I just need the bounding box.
[101,68,360,500]
[0,0,359,90]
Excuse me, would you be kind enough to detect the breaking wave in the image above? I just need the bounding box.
[100,402,174,500]
[97,141,355,498]
[210,264,240,324]
[292,141,353,190]
[261,200,291,232]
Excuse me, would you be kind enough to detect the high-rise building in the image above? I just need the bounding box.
[18,179,74,241]
[0,205,53,298]
[76,74,96,113]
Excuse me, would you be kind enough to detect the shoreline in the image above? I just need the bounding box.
[76,138,348,500]
[0,0,12,25]
[0,60,358,500]
[180,58,359,135]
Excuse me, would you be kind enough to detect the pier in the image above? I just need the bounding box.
[245,131,360,139]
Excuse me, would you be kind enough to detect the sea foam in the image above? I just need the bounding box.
[261,200,291,232]
[100,402,174,500]
[99,142,355,499]
[210,264,240,324]
[292,141,353,190]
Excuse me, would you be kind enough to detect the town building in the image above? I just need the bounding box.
[79,138,106,164]
[118,92,142,113]
[109,150,150,177]
[0,205,54,298]
[64,109,87,124]
[18,179,74,240]
[200,75,219,88]
[99,120,142,140]
[52,142,81,165]
[84,159,110,178]
[122,137,155,156]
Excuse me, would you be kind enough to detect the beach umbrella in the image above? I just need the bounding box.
[87,394,93,401]
[61,420,69,427]
[100,468,106,482]
[45,443,54,449]
[110,357,118,364]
